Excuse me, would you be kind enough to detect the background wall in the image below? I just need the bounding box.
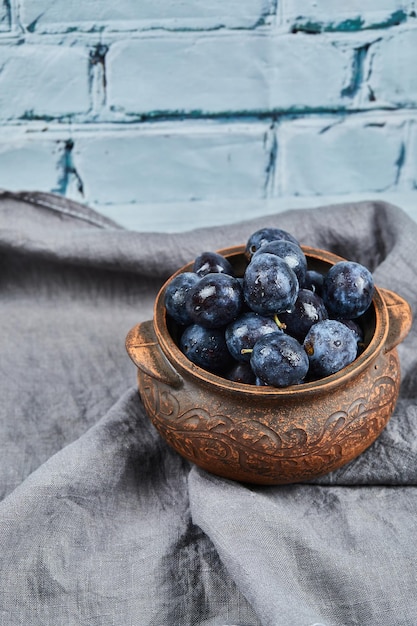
[0,1,417,231]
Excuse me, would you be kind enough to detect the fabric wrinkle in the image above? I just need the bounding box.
[1,193,417,625]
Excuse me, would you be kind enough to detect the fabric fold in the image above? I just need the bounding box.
[1,191,417,625]
[0,389,260,626]
[189,468,417,626]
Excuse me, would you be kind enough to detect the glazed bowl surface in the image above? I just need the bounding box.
[126,245,412,485]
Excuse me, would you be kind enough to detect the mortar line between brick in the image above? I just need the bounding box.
[88,42,109,115]
[2,108,417,136]
[22,107,417,125]
[7,16,417,38]
[11,0,24,34]
[395,119,413,189]
[6,19,276,39]
[2,0,12,30]
[263,122,278,198]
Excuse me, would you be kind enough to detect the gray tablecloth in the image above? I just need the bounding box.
[0,191,416,626]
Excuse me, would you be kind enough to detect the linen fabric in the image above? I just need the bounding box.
[0,191,416,626]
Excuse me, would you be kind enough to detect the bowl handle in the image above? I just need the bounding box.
[380,288,413,353]
[125,320,183,389]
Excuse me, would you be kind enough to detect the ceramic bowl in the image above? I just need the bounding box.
[126,245,412,485]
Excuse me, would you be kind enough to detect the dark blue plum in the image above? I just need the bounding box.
[193,251,235,277]
[255,377,269,386]
[179,324,233,373]
[280,288,328,342]
[303,319,358,378]
[243,253,299,316]
[304,270,325,296]
[167,233,376,389]
[322,261,375,319]
[340,319,364,345]
[164,272,200,326]
[225,361,256,385]
[186,272,243,328]
[245,227,300,259]
[225,312,280,362]
[253,239,307,286]
[250,332,309,387]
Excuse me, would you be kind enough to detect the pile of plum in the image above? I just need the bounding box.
[164,227,375,388]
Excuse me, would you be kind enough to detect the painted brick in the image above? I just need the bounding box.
[106,34,352,115]
[20,0,273,32]
[0,136,65,192]
[282,0,410,32]
[93,193,417,232]
[91,198,280,232]
[368,28,417,107]
[278,117,404,196]
[70,123,271,205]
[0,45,90,120]
[0,1,10,31]
[407,121,417,190]
[1,1,417,233]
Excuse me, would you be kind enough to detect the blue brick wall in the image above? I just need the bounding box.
[0,1,416,231]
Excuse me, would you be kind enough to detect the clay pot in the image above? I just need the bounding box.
[126,246,412,485]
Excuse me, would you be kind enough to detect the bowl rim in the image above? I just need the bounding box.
[153,245,389,398]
